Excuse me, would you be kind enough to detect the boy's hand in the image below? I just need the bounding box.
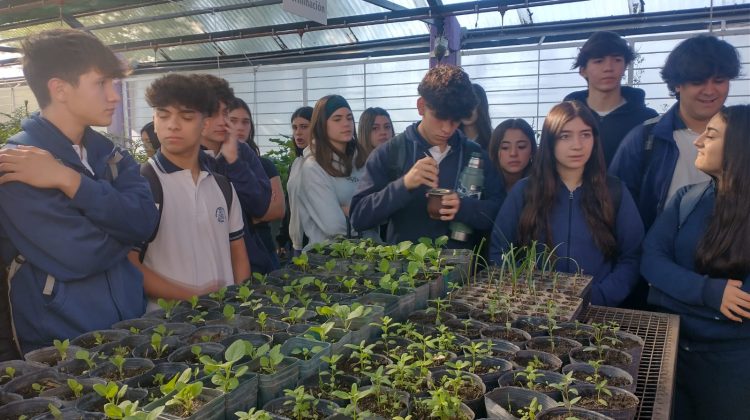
[439,192,460,221]
[0,145,81,198]
[404,156,438,190]
[220,136,240,164]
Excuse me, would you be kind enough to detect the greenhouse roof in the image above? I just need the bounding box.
[0,0,748,74]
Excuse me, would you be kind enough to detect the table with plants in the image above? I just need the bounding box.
[0,237,678,420]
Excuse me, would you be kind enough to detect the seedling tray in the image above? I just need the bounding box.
[579,306,679,420]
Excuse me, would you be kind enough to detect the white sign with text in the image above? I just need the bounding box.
[282,0,327,25]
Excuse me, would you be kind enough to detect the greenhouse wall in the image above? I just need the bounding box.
[0,29,747,154]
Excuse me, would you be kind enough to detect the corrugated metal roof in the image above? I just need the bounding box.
[0,0,746,69]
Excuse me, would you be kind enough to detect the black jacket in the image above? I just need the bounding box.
[564,86,658,166]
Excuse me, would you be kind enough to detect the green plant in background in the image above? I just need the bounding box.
[344,340,376,375]
[283,307,307,325]
[264,136,295,189]
[419,386,464,420]
[0,103,29,146]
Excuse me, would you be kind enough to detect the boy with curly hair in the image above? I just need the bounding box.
[350,65,502,248]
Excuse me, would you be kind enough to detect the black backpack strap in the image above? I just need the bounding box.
[139,162,163,262]
[213,173,234,213]
[640,114,663,175]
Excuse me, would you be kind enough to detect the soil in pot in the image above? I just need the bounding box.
[562,363,634,391]
[24,345,84,367]
[573,384,639,413]
[445,319,488,340]
[408,309,456,325]
[514,350,563,372]
[89,358,154,382]
[0,397,62,419]
[71,330,130,350]
[556,322,594,346]
[538,406,615,420]
[498,369,565,395]
[569,347,633,371]
[186,325,236,345]
[262,396,338,420]
[410,399,474,420]
[0,360,45,386]
[359,387,409,419]
[525,336,582,361]
[480,326,531,346]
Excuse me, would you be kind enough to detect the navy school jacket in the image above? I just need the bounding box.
[0,114,159,353]
[643,181,750,352]
[489,177,644,307]
[350,122,504,249]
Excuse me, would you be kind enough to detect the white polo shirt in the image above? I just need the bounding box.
[142,152,244,308]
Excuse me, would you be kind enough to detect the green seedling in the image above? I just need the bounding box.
[342,277,358,294]
[514,358,545,390]
[76,347,97,370]
[593,378,612,406]
[105,400,163,420]
[283,307,307,325]
[304,321,336,343]
[157,298,179,320]
[200,340,249,393]
[516,396,542,420]
[53,339,70,362]
[237,286,253,303]
[209,287,228,304]
[235,408,274,420]
[150,333,169,359]
[344,340,376,375]
[282,386,319,420]
[67,378,84,399]
[166,377,204,416]
[93,381,128,406]
[188,295,200,310]
[549,371,580,411]
[31,382,48,395]
[223,304,236,321]
[1,366,16,382]
[110,354,127,379]
[291,253,309,272]
[259,344,285,374]
[331,383,374,420]
[291,344,324,361]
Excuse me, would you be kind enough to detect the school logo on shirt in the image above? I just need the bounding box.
[215,207,226,223]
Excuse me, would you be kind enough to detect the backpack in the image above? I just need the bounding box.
[138,162,234,262]
[640,114,664,175]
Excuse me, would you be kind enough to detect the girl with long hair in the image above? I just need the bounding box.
[227,98,285,271]
[298,95,374,246]
[277,106,313,257]
[642,105,750,420]
[490,101,644,306]
[459,83,493,149]
[488,118,538,192]
[358,107,395,159]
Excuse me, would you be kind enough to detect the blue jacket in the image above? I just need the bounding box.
[350,123,503,249]
[643,182,750,351]
[489,177,644,307]
[609,103,684,230]
[564,87,658,166]
[200,143,276,273]
[0,114,159,353]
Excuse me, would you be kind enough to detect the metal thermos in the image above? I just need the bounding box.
[450,152,484,242]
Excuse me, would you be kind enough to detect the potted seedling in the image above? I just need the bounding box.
[263,386,338,419]
[331,383,374,420]
[357,366,409,418]
[146,368,224,419]
[77,381,148,414]
[412,386,474,420]
[249,344,300,407]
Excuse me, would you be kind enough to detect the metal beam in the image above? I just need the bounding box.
[103,0,589,52]
[426,0,443,15]
[361,0,408,11]
[60,13,85,29]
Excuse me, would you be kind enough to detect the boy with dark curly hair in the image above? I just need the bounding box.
[350,65,502,248]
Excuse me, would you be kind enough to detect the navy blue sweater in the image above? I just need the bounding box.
[565,86,658,166]
[350,123,503,249]
[489,178,644,307]
[0,114,159,352]
[201,143,275,273]
[643,182,750,351]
